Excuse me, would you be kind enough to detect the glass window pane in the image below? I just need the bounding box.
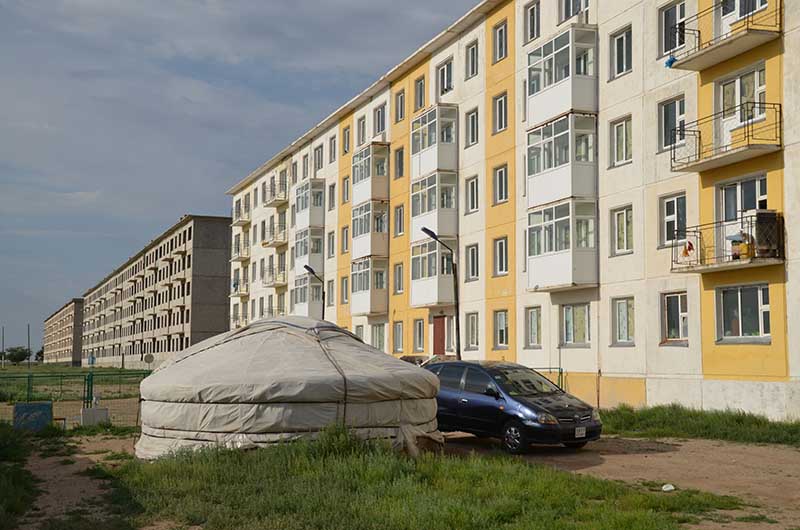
[722,289,740,337]
[740,287,760,336]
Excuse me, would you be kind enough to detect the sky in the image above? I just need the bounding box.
[0,0,478,350]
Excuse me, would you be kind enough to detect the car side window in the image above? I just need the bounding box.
[464,368,496,394]
[438,365,465,390]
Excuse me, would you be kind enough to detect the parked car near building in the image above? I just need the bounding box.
[425,360,602,453]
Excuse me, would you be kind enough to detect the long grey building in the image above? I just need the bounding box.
[43,298,84,366]
[80,215,231,369]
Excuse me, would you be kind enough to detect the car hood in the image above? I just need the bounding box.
[515,392,593,418]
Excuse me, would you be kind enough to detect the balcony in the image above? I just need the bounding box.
[263,180,288,207]
[526,113,597,209]
[262,224,288,248]
[410,239,455,308]
[668,0,782,71]
[294,228,324,274]
[231,245,251,262]
[295,180,325,229]
[410,106,457,180]
[232,208,251,227]
[352,143,390,204]
[672,211,784,273]
[410,172,458,242]
[526,200,598,292]
[526,26,598,127]
[230,281,249,298]
[672,102,781,172]
[351,201,389,259]
[262,269,288,288]
[350,258,388,316]
[290,275,323,320]
[231,316,249,329]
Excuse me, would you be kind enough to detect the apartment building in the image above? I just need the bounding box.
[43,298,84,366]
[227,0,798,419]
[80,215,231,369]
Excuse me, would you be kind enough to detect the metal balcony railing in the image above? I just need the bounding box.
[262,224,288,246]
[672,211,784,271]
[668,0,782,64]
[265,180,288,205]
[232,244,251,260]
[232,208,251,225]
[230,281,249,296]
[263,268,287,287]
[671,101,781,171]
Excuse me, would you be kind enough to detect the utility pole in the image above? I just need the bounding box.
[27,323,31,370]
[1,325,5,369]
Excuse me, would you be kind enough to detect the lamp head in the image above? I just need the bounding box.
[303,265,316,276]
[421,226,437,240]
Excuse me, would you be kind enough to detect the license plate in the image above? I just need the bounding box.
[574,427,586,439]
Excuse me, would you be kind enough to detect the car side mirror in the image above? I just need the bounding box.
[484,386,500,399]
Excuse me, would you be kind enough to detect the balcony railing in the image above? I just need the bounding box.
[672,211,784,272]
[231,316,249,329]
[262,224,288,247]
[668,0,782,71]
[262,269,287,287]
[264,181,288,206]
[231,245,251,261]
[671,101,781,172]
[232,208,251,226]
[230,281,250,297]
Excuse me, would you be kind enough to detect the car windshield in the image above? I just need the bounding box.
[489,366,561,396]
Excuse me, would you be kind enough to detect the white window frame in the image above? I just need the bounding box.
[393,321,404,353]
[395,90,405,122]
[393,262,404,294]
[612,297,635,345]
[611,27,633,78]
[438,60,453,96]
[525,2,541,42]
[660,96,686,150]
[466,109,479,147]
[466,176,479,213]
[611,116,632,166]
[493,92,508,133]
[394,204,404,237]
[465,40,479,79]
[466,244,479,281]
[466,312,479,349]
[370,324,385,351]
[413,319,425,352]
[561,0,588,22]
[493,310,509,349]
[340,276,349,304]
[341,225,349,253]
[357,116,367,146]
[612,205,634,255]
[662,291,688,343]
[327,231,335,258]
[525,306,541,348]
[562,303,590,345]
[493,237,508,276]
[718,284,770,340]
[493,20,508,63]
[342,127,350,154]
[661,193,686,245]
[493,165,508,204]
[374,104,386,136]
[661,1,686,56]
[414,76,425,111]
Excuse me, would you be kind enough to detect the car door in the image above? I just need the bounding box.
[433,364,466,430]
[457,367,504,435]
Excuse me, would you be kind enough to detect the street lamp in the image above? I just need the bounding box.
[303,265,326,321]
[421,227,461,360]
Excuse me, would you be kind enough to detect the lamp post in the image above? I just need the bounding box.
[303,265,326,321]
[421,227,461,360]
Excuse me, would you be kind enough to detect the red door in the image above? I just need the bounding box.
[433,316,445,356]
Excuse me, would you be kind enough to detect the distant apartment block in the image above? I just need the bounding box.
[43,298,84,366]
[78,215,231,369]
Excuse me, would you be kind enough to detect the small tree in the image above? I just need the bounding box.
[35,348,44,363]
[5,347,31,365]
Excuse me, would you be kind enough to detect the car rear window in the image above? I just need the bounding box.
[438,365,465,390]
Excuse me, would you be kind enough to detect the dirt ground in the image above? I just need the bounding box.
[445,433,800,529]
[16,433,800,529]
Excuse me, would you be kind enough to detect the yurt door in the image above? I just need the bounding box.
[433,316,446,355]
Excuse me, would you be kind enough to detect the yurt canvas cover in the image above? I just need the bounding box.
[135,317,440,459]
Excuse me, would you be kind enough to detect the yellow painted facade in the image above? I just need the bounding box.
[483,1,517,362]
[337,114,354,331]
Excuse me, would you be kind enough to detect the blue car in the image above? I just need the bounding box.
[425,360,602,453]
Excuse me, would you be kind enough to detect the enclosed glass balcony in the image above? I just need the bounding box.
[290,275,323,319]
[410,239,455,308]
[352,143,389,204]
[410,105,458,180]
[295,180,325,229]
[351,201,389,259]
[294,227,324,275]
[410,172,458,242]
[350,258,388,316]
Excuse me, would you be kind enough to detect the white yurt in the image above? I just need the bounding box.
[135,316,441,459]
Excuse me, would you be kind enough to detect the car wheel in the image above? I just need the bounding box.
[501,420,528,454]
[563,441,588,449]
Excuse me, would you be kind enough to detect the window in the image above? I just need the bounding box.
[329,136,337,163]
[463,368,495,395]
[528,30,594,97]
[613,297,635,344]
[563,303,590,345]
[525,2,540,42]
[411,173,455,217]
[662,292,688,342]
[721,176,767,222]
[340,276,349,304]
[661,1,686,55]
[561,0,587,21]
[612,28,632,78]
[327,280,334,307]
[493,310,508,348]
[411,108,455,155]
[719,285,770,339]
[395,90,405,122]
[525,307,541,348]
[394,148,404,178]
[413,319,425,351]
[465,40,479,79]
[393,263,404,294]
[327,184,336,211]
[492,165,508,204]
[354,325,364,340]
[526,116,571,175]
[357,116,367,145]
[414,76,425,111]
[371,324,385,351]
[438,60,453,96]
[314,145,324,171]
[661,194,686,245]
[411,240,452,280]
[327,231,335,258]
[466,109,479,147]
[466,313,479,348]
[661,97,685,149]
[393,321,403,352]
[374,104,386,135]
[302,154,309,179]
[352,202,372,238]
[342,177,350,203]
[466,244,479,280]
[466,176,479,213]
[722,66,766,123]
[351,260,371,293]
[611,116,632,165]
[493,20,507,63]
[394,205,404,236]
[494,237,508,276]
[438,364,464,389]
[613,206,633,255]
[341,226,349,253]
[291,161,298,185]
[343,127,351,154]
[493,92,508,133]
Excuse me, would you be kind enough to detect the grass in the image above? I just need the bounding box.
[602,404,800,447]
[0,422,38,530]
[94,426,742,530]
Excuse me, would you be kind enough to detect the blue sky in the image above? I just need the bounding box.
[0,0,478,350]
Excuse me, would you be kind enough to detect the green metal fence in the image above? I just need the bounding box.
[0,371,149,427]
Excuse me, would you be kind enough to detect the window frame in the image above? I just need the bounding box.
[393,262,404,294]
[493,20,508,63]
[660,96,686,150]
[611,27,633,79]
[394,147,405,179]
[465,40,479,79]
[466,176,479,213]
[413,319,425,352]
[374,104,386,136]
[611,116,632,166]
[612,297,635,345]
[660,193,687,246]
[717,284,771,342]
[394,204,405,237]
[393,321,404,353]
[466,108,479,147]
[612,205,634,255]
[492,92,508,134]
[395,90,406,123]
[524,306,542,349]
[466,244,479,281]
[437,59,453,96]
[414,76,426,111]
[493,165,508,204]
[562,302,591,346]
[493,309,509,349]
[493,236,508,276]
[661,291,689,344]
[525,1,541,43]
[661,1,686,56]
[466,312,479,349]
